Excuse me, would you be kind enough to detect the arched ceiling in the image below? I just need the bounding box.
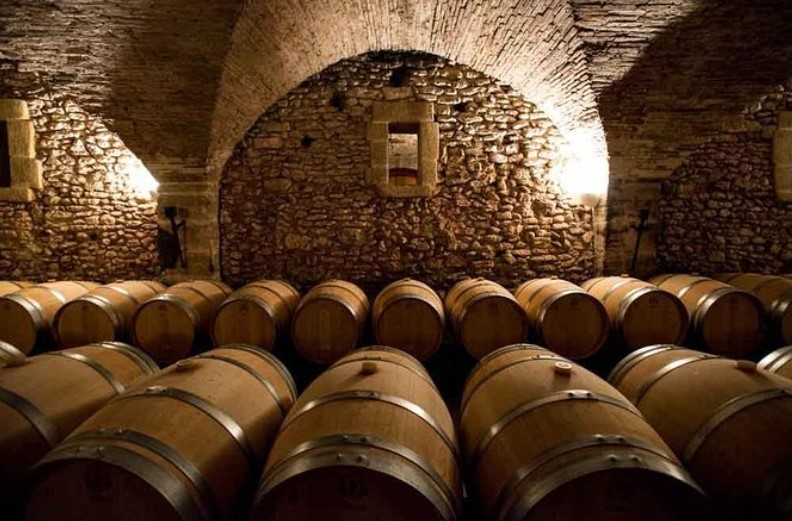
[3,0,792,192]
[209,0,605,180]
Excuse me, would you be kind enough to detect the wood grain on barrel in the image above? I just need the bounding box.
[213,280,300,349]
[461,344,707,521]
[250,347,462,521]
[132,280,232,365]
[0,342,157,510]
[291,280,369,364]
[372,279,445,361]
[716,273,792,345]
[55,281,167,348]
[0,281,99,354]
[650,274,765,356]
[0,281,33,297]
[582,276,688,351]
[446,278,528,360]
[610,345,792,520]
[515,279,609,359]
[25,345,295,521]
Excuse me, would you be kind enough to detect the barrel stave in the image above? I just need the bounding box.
[251,347,461,521]
[25,345,294,521]
[461,344,707,521]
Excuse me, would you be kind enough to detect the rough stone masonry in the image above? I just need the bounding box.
[220,52,596,294]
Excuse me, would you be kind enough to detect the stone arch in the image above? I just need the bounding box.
[209,0,608,193]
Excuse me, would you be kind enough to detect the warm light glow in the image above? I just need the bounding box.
[121,155,159,198]
[551,128,609,206]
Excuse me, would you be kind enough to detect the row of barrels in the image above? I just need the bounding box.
[3,341,792,520]
[0,273,789,366]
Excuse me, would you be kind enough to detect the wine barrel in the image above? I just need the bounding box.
[132,280,233,365]
[758,345,792,380]
[0,281,33,297]
[514,279,609,359]
[291,280,369,364]
[0,281,99,354]
[54,281,167,348]
[212,280,300,349]
[372,279,445,361]
[460,344,707,521]
[26,344,297,521]
[0,342,157,510]
[715,273,792,345]
[650,274,765,357]
[446,278,528,359]
[609,344,792,520]
[249,346,462,521]
[582,276,689,350]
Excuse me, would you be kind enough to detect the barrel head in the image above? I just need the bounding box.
[213,299,277,349]
[133,299,196,365]
[56,300,117,348]
[0,298,39,354]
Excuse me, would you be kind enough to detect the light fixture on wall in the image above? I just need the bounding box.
[120,155,159,199]
[551,128,609,206]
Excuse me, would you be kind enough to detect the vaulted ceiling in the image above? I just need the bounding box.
[2,0,791,187]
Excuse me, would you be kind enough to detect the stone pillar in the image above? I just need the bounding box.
[0,99,43,202]
[774,112,792,201]
[157,181,220,281]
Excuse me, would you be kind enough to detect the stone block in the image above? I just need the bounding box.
[419,122,440,161]
[779,112,792,129]
[369,166,388,184]
[367,123,388,142]
[377,183,434,198]
[774,130,792,165]
[0,187,34,202]
[382,87,413,101]
[10,158,43,189]
[6,119,35,158]
[0,100,30,120]
[775,165,792,195]
[419,160,438,184]
[372,102,434,123]
[370,144,388,166]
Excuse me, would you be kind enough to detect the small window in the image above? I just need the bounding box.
[0,121,10,188]
[388,122,419,186]
[367,101,439,198]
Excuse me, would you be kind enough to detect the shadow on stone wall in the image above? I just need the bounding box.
[599,0,792,275]
[104,0,241,179]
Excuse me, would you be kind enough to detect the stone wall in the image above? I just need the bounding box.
[0,89,159,281]
[220,53,596,292]
[656,82,792,274]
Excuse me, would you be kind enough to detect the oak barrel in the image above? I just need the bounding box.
[291,280,369,364]
[212,280,300,349]
[372,279,445,361]
[715,273,792,345]
[54,281,167,348]
[132,280,233,365]
[249,346,462,521]
[758,345,792,380]
[0,342,157,509]
[0,281,99,354]
[650,274,765,356]
[581,276,689,350]
[609,344,792,520]
[514,279,609,359]
[0,281,33,297]
[460,343,708,521]
[26,344,297,521]
[446,278,528,359]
